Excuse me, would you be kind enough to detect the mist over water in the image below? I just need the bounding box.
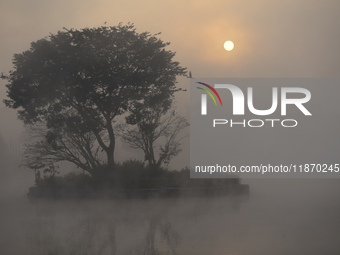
[1,81,340,255]
[1,178,340,255]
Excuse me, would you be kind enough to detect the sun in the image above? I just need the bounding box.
[224,40,234,51]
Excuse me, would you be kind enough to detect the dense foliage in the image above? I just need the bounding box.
[2,24,186,175]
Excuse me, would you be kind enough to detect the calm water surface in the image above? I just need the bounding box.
[1,179,340,255]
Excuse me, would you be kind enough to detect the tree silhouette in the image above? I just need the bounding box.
[2,23,186,175]
[119,95,189,169]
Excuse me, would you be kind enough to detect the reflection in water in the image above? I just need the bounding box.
[19,197,240,255]
[2,180,340,255]
[143,216,180,255]
[26,206,117,254]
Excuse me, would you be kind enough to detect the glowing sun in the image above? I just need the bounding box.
[224,40,234,51]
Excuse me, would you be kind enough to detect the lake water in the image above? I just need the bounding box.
[1,179,340,255]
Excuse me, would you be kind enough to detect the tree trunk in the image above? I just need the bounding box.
[106,117,116,170]
[107,148,115,169]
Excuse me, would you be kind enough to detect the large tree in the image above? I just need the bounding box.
[2,24,186,175]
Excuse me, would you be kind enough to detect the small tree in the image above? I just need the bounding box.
[23,122,102,175]
[2,24,186,175]
[118,95,189,169]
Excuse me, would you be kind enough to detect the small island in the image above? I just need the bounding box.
[28,162,249,200]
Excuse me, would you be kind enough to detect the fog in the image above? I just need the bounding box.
[1,0,340,254]
[1,179,340,254]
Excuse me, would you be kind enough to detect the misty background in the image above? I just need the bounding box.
[2,0,340,192]
[1,0,340,254]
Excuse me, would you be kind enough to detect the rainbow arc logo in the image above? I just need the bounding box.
[196,82,222,106]
[196,82,222,115]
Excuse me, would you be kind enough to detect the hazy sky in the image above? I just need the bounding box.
[1,0,340,168]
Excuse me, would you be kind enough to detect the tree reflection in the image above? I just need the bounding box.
[25,200,181,255]
[143,216,180,255]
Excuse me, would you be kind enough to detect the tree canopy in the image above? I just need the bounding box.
[120,96,189,169]
[2,24,186,175]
